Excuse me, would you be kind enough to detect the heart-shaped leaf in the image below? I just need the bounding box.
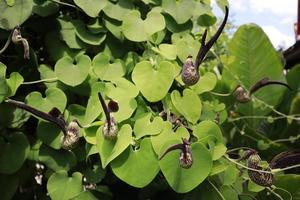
[0,63,24,102]
[57,19,85,49]
[6,72,24,97]
[36,121,63,149]
[151,44,177,60]
[0,132,29,174]
[83,126,99,145]
[103,0,133,21]
[96,124,132,168]
[171,89,202,124]
[164,13,192,33]
[105,78,138,99]
[47,171,83,200]
[55,54,91,86]
[73,20,106,45]
[0,0,33,30]
[151,122,189,155]
[193,120,226,160]
[162,0,195,24]
[132,61,175,102]
[111,138,159,188]
[122,10,165,42]
[73,0,107,18]
[0,103,30,129]
[92,52,126,81]
[175,35,200,63]
[103,15,123,40]
[72,191,98,200]
[25,87,67,113]
[159,142,212,193]
[39,145,76,171]
[134,113,164,139]
[33,0,59,17]
[45,31,82,61]
[104,78,139,122]
[191,72,217,94]
[0,63,9,103]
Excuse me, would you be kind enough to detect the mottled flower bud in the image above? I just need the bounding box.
[247,153,273,187]
[179,143,193,168]
[12,26,30,59]
[61,120,80,150]
[181,56,200,86]
[233,86,251,103]
[103,115,118,140]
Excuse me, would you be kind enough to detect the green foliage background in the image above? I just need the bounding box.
[0,0,299,199]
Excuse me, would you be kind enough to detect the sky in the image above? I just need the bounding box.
[212,0,297,49]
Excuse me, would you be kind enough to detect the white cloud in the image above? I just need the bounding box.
[249,0,297,16]
[228,0,248,11]
[262,25,295,48]
[280,16,295,25]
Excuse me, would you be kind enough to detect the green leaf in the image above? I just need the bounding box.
[122,10,165,42]
[220,185,239,200]
[220,166,239,185]
[25,87,67,113]
[57,19,85,49]
[103,15,123,40]
[33,0,59,17]
[151,44,177,60]
[45,31,82,61]
[73,20,106,45]
[223,24,287,117]
[73,0,107,18]
[162,0,195,24]
[5,0,15,6]
[96,124,132,168]
[151,122,189,155]
[36,121,63,149]
[0,173,19,200]
[104,78,138,122]
[132,61,175,102]
[171,89,202,124]
[72,191,98,200]
[0,103,30,129]
[175,35,200,63]
[84,94,102,126]
[191,72,217,94]
[0,0,33,30]
[164,13,192,33]
[133,113,164,139]
[159,142,212,193]
[193,120,226,160]
[39,145,76,171]
[6,72,24,97]
[92,52,126,81]
[216,0,229,13]
[274,174,300,199]
[55,55,91,86]
[83,126,99,145]
[105,78,138,99]
[47,171,83,200]
[111,138,159,188]
[84,162,106,184]
[0,132,29,174]
[0,63,8,103]
[103,0,133,21]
